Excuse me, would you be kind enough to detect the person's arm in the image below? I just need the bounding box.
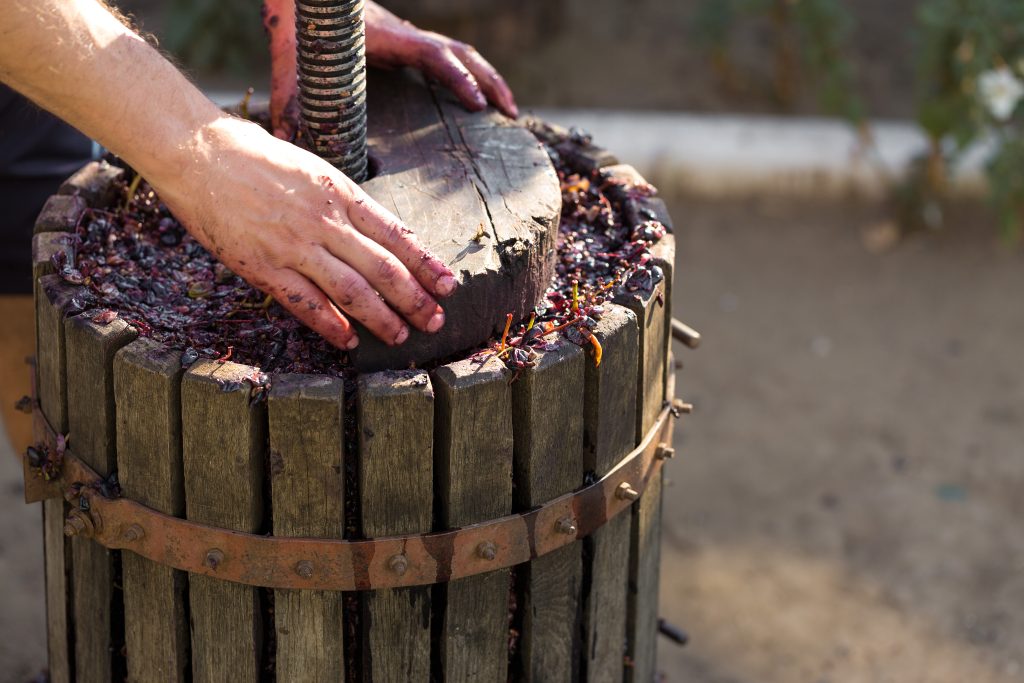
[0,0,457,349]
[262,0,518,139]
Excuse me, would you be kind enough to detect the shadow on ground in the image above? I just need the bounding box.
[660,197,1024,682]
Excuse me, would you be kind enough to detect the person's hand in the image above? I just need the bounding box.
[365,2,518,118]
[261,0,518,138]
[150,115,457,350]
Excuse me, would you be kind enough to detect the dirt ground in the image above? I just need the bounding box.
[2,196,1024,681]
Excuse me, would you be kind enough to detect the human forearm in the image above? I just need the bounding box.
[0,0,222,185]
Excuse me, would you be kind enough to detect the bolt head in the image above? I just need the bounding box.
[476,541,497,561]
[122,524,144,543]
[204,549,225,570]
[63,510,95,538]
[294,560,314,579]
[655,443,675,460]
[555,517,578,535]
[616,482,640,501]
[388,554,409,576]
[673,399,694,414]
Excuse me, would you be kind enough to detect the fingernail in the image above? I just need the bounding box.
[437,274,457,296]
[426,309,445,334]
[508,103,519,118]
[393,326,409,345]
[345,336,360,350]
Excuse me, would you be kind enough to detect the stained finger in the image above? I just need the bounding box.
[421,44,487,112]
[346,197,458,298]
[304,247,411,346]
[322,227,446,334]
[267,269,359,350]
[452,44,518,118]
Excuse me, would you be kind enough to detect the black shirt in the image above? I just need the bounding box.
[0,85,93,294]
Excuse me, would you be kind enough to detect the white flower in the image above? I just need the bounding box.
[978,66,1024,121]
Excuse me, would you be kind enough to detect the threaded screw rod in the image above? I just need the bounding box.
[296,0,368,182]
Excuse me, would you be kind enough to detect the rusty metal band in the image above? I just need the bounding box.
[22,400,678,591]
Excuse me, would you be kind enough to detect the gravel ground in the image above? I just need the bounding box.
[659,196,1024,682]
[2,196,1023,681]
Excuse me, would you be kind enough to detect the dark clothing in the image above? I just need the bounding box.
[1,85,93,294]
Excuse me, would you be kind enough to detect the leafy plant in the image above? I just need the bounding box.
[692,0,864,124]
[915,0,1024,236]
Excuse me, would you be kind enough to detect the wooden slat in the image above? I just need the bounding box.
[35,275,78,683]
[34,195,87,234]
[622,232,674,683]
[182,359,266,683]
[433,356,514,682]
[114,338,188,682]
[358,370,434,682]
[57,160,124,208]
[581,304,639,683]
[269,374,346,682]
[511,340,585,682]
[65,314,138,683]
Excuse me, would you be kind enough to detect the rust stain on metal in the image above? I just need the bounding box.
[23,401,678,591]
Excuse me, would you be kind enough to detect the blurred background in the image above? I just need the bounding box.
[3,1,1024,681]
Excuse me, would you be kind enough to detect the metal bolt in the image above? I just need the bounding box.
[476,541,497,561]
[388,553,409,576]
[555,517,578,535]
[654,443,675,460]
[63,510,91,537]
[616,482,641,501]
[294,560,314,579]
[204,549,225,570]
[297,0,369,180]
[121,524,144,543]
[672,399,694,414]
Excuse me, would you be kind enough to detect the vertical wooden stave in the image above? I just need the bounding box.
[268,374,346,682]
[610,166,673,683]
[358,370,435,682]
[35,276,83,683]
[581,304,640,683]
[182,359,266,683]
[114,338,189,682]
[511,341,586,682]
[433,356,514,683]
[65,315,138,683]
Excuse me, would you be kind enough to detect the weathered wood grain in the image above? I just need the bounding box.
[352,69,560,370]
[511,340,585,682]
[581,304,640,683]
[33,194,87,234]
[114,338,188,682]
[358,370,434,682]
[268,374,346,682]
[624,230,674,683]
[34,275,78,683]
[433,355,513,682]
[602,163,674,233]
[182,359,267,683]
[57,160,124,208]
[65,314,138,683]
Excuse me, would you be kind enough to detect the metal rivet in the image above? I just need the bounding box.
[294,560,314,579]
[122,524,144,542]
[672,399,694,414]
[63,510,90,537]
[388,554,409,576]
[476,541,497,561]
[655,443,675,460]
[616,482,640,501]
[555,517,577,535]
[204,549,225,570]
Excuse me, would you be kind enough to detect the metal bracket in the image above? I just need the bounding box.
[22,398,682,591]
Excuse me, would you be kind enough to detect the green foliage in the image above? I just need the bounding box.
[692,0,864,123]
[164,0,267,76]
[695,0,1024,238]
[915,0,1024,237]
